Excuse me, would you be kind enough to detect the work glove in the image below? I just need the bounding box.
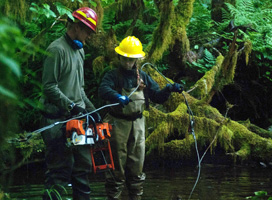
[116,94,130,107]
[167,83,184,93]
[89,112,102,123]
[71,104,87,116]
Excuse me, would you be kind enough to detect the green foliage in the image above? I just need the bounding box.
[187,0,272,83]
[44,185,67,200]
[0,15,31,190]
[135,19,158,49]
[102,5,116,31]
[103,0,159,45]
[30,3,57,19]
[0,17,24,79]
[0,16,32,143]
[188,48,216,73]
[223,0,272,81]
[246,191,272,200]
[112,19,133,40]
[187,1,214,42]
[101,0,115,7]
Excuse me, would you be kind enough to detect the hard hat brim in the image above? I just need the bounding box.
[115,46,145,58]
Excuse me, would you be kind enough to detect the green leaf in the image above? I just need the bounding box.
[89,1,97,7]
[43,3,50,10]
[0,85,17,99]
[254,190,267,196]
[194,45,199,50]
[42,4,56,18]
[0,53,21,77]
[29,7,38,13]
[55,2,72,16]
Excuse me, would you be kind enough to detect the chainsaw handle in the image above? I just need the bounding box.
[88,115,99,143]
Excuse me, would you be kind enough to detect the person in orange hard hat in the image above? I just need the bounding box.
[41,7,100,200]
[98,36,184,200]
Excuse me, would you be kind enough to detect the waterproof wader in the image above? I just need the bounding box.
[105,88,146,200]
[41,117,92,200]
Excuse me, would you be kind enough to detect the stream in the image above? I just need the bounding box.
[6,163,272,200]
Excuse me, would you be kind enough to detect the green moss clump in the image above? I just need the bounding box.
[92,56,105,77]
[244,40,252,65]
[162,136,195,159]
[190,54,224,99]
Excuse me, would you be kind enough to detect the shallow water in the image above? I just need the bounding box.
[7,164,272,200]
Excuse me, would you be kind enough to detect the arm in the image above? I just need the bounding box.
[81,87,96,111]
[42,48,72,110]
[98,70,120,103]
[141,71,172,104]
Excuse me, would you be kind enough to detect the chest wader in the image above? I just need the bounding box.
[41,117,92,200]
[105,88,146,200]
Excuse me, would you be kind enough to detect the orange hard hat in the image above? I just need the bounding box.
[72,7,98,32]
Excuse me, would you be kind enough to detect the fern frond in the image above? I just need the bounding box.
[239,0,254,13]
[203,48,215,63]
[221,8,231,21]
[224,3,238,18]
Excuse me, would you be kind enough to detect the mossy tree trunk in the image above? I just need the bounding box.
[144,30,272,164]
[146,0,194,64]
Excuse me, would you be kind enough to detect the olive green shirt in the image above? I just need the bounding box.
[42,35,95,115]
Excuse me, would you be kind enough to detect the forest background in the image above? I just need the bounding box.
[1,0,272,193]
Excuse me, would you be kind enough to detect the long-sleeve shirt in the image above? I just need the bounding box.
[98,66,172,104]
[42,34,95,116]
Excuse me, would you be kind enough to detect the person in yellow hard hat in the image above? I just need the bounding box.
[41,7,101,200]
[98,36,184,200]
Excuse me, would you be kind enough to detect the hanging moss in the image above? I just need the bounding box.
[217,125,234,152]
[220,36,238,85]
[235,144,251,161]
[244,40,252,66]
[224,49,237,84]
[145,103,189,155]
[238,120,272,139]
[145,0,174,63]
[2,0,27,23]
[162,136,195,159]
[92,56,105,77]
[118,0,132,12]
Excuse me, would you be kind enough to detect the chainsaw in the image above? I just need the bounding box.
[66,118,111,145]
[66,116,115,173]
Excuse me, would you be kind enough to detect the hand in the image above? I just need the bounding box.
[89,112,102,123]
[116,94,130,107]
[167,83,184,93]
[71,105,87,116]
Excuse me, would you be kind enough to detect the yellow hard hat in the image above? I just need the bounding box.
[115,36,145,58]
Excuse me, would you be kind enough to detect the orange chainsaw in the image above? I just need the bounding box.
[66,117,115,173]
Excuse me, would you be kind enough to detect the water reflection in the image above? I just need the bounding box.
[8,164,272,200]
